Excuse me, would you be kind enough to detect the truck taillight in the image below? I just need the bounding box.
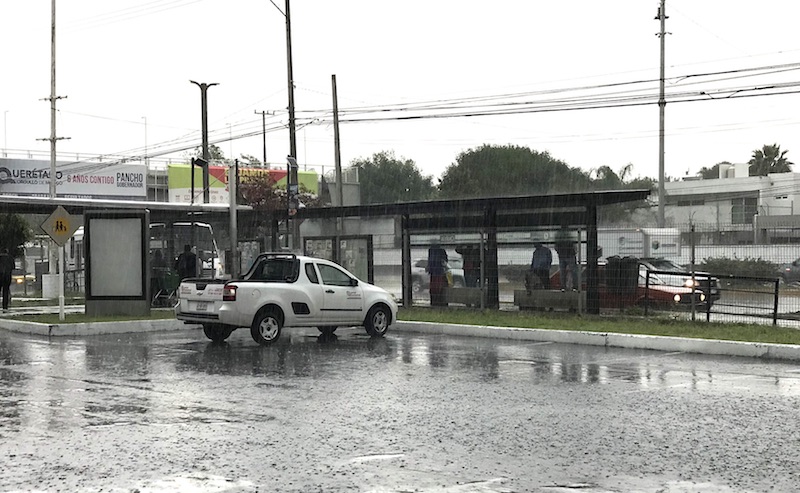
[223,285,237,302]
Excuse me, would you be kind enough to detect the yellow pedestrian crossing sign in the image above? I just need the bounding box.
[41,206,80,246]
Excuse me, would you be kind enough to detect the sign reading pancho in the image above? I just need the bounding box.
[0,158,147,200]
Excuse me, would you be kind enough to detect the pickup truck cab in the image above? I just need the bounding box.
[176,253,398,345]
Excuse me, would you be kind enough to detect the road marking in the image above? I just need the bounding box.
[350,453,405,463]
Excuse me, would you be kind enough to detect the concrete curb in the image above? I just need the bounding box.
[395,321,800,362]
[0,318,201,337]
[2,316,799,362]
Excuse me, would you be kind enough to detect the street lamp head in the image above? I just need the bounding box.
[190,80,219,89]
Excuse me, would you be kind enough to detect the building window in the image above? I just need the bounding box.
[677,199,705,207]
[731,197,757,224]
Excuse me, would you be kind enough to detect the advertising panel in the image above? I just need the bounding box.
[0,158,147,200]
[167,163,318,204]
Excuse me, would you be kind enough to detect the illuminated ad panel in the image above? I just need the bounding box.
[166,163,317,203]
[85,211,148,299]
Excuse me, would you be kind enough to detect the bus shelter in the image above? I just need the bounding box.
[271,189,650,315]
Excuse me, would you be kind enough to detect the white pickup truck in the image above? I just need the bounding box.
[175,252,398,345]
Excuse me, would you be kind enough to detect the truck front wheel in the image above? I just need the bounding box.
[203,324,233,343]
[251,308,283,345]
[364,305,390,338]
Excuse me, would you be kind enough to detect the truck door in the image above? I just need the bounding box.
[316,263,364,323]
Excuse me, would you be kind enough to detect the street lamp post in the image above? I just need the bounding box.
[3,110,7,157]
[190,80,218,204]
[142,116,148,166]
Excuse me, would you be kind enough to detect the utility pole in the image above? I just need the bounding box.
[331,74,344,208]
[190,80,218,203]
[254,110,271,166]
[229,159,239,279]
[332,74,344,264]
[285,0,299,249]
[656,0,668,227]
[39,0,69,318]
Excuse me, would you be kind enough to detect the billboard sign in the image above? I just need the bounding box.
[167,163,318,204]
[0,158,147,200]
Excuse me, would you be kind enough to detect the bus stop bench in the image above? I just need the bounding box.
[444,287,483,306]
[514,289,585,312]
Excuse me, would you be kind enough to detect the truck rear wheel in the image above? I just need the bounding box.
[203,324,233,343]
[251,308,283,345]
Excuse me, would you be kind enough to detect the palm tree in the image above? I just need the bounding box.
[749,144,793,176]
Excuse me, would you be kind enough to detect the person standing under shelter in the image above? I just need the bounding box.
[530,241,552,289]
[0,248,15,312]
[554,226,578,291]
[455,244,481,288]
[175,244,197,280]
[426,243,448,306]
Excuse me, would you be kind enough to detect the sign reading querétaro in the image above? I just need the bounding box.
[167,163,318,204]
[0,158,147,200]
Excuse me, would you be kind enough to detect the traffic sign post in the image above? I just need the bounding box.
[41,205,79,247]
[40,206,79,321]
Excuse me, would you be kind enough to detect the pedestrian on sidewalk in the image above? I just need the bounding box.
[0,248,15,312]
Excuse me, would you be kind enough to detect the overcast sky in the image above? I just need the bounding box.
[1,0,799,183]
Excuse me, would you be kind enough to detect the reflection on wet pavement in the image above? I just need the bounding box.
[1,327,799,492]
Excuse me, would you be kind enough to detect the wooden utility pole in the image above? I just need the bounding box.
[254,110,270,166]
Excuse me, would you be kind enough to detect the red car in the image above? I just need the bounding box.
[549,262,706,309]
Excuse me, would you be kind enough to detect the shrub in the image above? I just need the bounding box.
[697,257,779,280]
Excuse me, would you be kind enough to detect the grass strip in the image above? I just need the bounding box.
[398,307,800,346]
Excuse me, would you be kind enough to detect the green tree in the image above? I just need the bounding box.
[348,151,436,204]
[589,164,655,224]
[749,144,793,176]
[438,144,589,199]
[238,154,262,166]
[698,162,729,179]
[0,214,33,257]
[237,171,322,238]
[590,164,632,190]
[185,144,226,161]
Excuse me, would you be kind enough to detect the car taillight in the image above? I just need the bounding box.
[223,285,237,302]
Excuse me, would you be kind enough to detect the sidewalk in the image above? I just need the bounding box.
[2,303,800,362]
[0,303,199,337]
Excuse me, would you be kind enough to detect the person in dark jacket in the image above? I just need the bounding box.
[456,244,481,288]
[175,244,197,280]
[426,243,448,306]
[0,248,15,312]
[530,241,553,289]
[554,226,578,291]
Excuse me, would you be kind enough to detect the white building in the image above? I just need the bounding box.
[661,163,800,244]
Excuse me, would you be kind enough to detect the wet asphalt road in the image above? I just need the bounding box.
[1,325,800,493]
